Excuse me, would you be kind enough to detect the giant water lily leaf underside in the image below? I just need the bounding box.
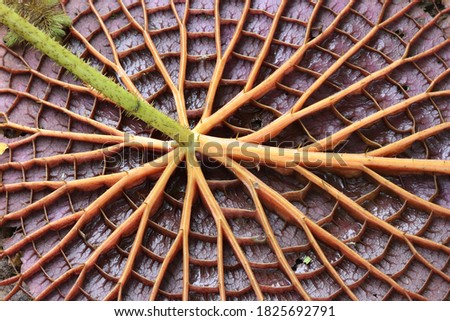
[0,0,449,301]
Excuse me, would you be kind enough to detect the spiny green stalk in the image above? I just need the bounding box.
[3,0,71,47]
[0,1,194,146]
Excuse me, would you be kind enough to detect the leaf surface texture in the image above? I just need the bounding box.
[0,0,449,301]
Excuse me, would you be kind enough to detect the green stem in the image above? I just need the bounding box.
[0,2,193,146]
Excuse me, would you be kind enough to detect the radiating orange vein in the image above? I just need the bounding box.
[148,233,183,300]
[0,143,123,171]
[0,172,125,218]
[404,238,450,282]
[199,135,450,175]
[146,150,194,301]
[239,38,450,143]
[289,1,413,113]
[292,165,449,254]
[426,65,450,92]
[215,158,426,300]
[244,0,288,92]
[192,163,264,300]
[200,0,251,119]
[0,212,82,257]
[169,0,189,127]
[243,175,312,300]
[220,156,358,301]
[191,165,223,300]
[0,120,169,153]
[181,162,196,300]
[65,204,147,300]
[302,0,323,45]
[302,92,450,153]
[102,158,180,300]
[217,220,226,299]
[403,6,450,58]
[0,122,126,144]
[86,0,143,98]
[1,152,172,286]
[64,152,179,300]
[118,0,189,126]
[0,88,125,137]
[70,27,142,97]
[1,0,448,303]
[360,166,450,218]
[0,65,106,98]
[213,0,222,61]
[196,0,354,133]
[33,266,84,300]
[88,0,121,64]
